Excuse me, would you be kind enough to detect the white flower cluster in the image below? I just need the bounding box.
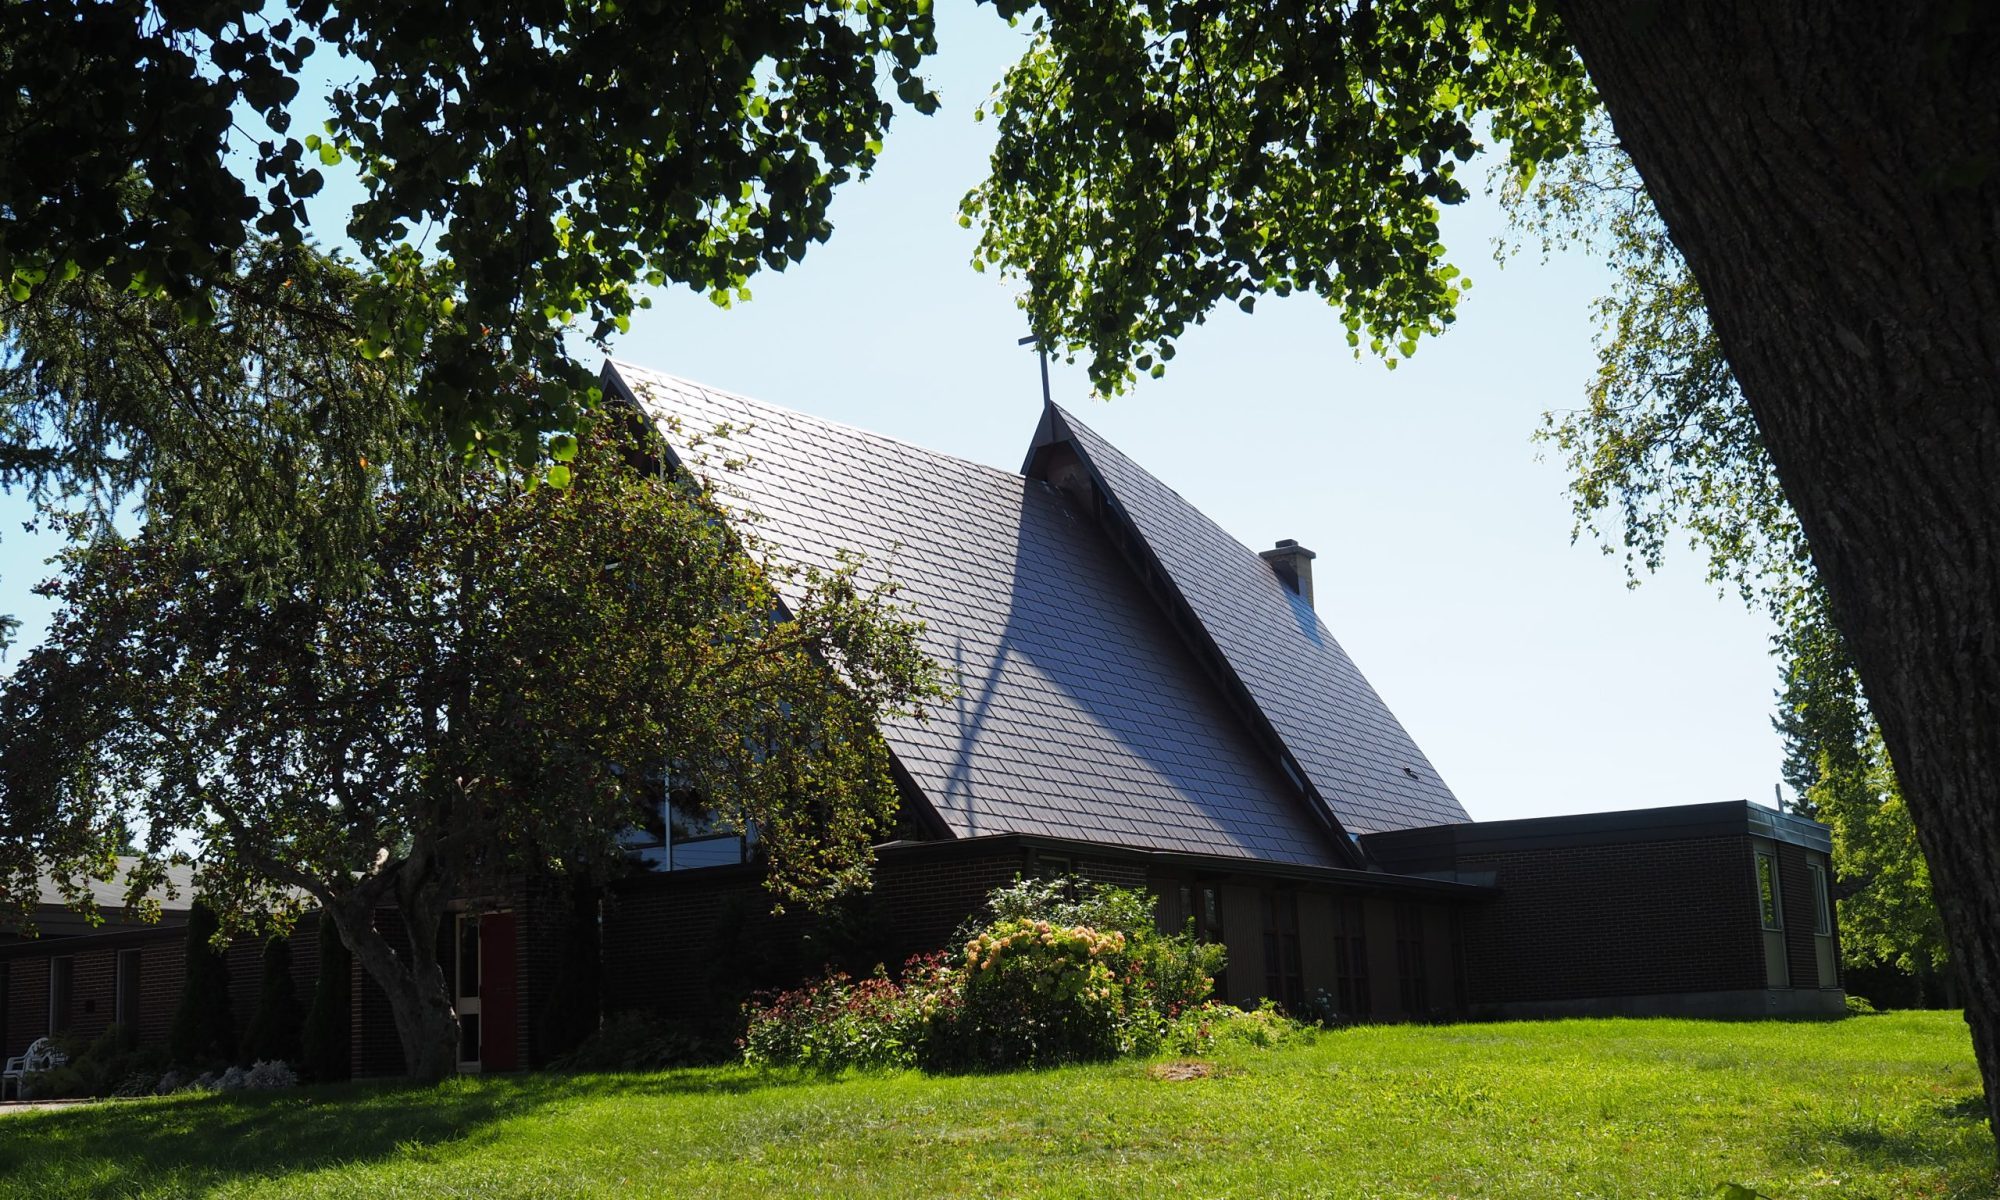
[153,1060,299,1094]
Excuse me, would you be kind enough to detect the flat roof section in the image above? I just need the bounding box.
[1362,800,1833,873]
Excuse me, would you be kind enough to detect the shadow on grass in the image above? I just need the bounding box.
[0,1067,829,1199]
[1777,1090,1995,1197]
[1935,1093,1991,1123]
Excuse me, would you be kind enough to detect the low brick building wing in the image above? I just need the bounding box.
[2,366,1843,1077]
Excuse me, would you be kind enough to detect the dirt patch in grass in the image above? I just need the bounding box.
[1148,1061,1217,1082]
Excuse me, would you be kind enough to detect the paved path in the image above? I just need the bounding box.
[0,1098,95,1114]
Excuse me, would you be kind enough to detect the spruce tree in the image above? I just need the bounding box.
[300,919,353,1082]
[240,937,302,1064]
[168,904,234,1066]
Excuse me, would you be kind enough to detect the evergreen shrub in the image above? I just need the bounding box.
[300,920,353,1082]
[169,904,234,1066]
[240,936,302,1064]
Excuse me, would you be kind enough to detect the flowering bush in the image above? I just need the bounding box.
[1164,1000,1306,1055]
[741,878,1226,1073]
[945,919,1133,1067]
[741,954,959,1071]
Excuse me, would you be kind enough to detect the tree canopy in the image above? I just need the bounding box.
[2,0,938,460]
[965,0,1591,393]
[0,267,946,1076]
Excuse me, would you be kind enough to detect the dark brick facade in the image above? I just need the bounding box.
[1777,842,1840,990]
[599,845,1026,1031]
[1452,836,1765,1005]
[1364,801,1844,1017]
[0,921,321,1061]
[347,883,586,1078]
[598,838,1470,1028]
[349,911,411,1079]
[1,802,1844,1078]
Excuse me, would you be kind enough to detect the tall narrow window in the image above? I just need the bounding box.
[1332,898,1371,1018]
[1198,884,1227,999]
[454,913,482,1068]
[48,957,74,1035]
[1808,862,1832,936]
[1755,851,1784,931]
[1395,904,1429,1014]
[1807,859,1839,988]
[1261,891,1304,1011]
[116,949,143,1029]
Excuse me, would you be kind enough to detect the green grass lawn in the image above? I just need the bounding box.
[0,1012,1990,1199]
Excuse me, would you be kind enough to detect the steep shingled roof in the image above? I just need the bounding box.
[609,363,1347,867]
[1037,405,1470,835]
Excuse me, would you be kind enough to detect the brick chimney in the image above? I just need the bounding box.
[1259,539,1317,608]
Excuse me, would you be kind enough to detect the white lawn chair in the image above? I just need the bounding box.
[1,1037,66,1100]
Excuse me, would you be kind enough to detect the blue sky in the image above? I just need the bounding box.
[0,5,1788,823]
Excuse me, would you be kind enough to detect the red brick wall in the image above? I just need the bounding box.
[1456,836,1767,1005]
[67,949,114,1045]
[223,941,261,1044]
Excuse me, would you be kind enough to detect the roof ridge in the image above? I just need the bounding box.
[1050,401,1281,595]
[1044,402,1469,836]
[609,359,1037,490]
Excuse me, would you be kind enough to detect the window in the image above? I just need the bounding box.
[1034,853,1074,880]
[1755,851,1783,931]
[453,914,482,1066]
[116,950,143,1029]
[621,768,753,872]
[1261,891,1304,1011]
[1808,861,1833,936]
[1332,898,1371,1018]
[457,916,482,1000]
[48,957,74,1035]
[1197,884,1227,999]
[1394,904,1428,1014]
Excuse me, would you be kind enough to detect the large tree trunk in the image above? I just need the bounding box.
[323,892,460,1084]
[1554,0,2000,1156]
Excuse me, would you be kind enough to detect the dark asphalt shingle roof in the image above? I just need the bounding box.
[1044,405,1470,835]
[612,363,1346,866]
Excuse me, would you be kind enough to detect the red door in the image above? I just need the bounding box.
[479,911,519,1071]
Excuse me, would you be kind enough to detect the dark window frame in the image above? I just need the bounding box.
[1808,861,1833,937]
[1755,851,1784,931]
[1394,903,1429,1014]
[1197,883,1227,999]
[115,949,143,1029]
[48,956,75,1035]
[1261,890,1305,1012]
[1332,897,1371,1018]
